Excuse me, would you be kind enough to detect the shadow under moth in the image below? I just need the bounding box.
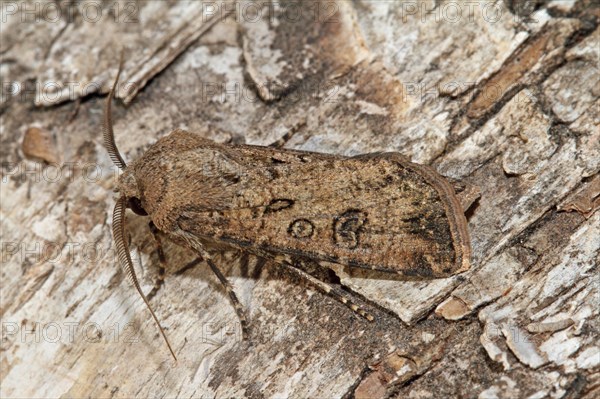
[104,60,472,361]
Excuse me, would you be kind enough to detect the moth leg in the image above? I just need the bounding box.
[147,221,167,299]
[282,260,374,322]
[196,248,250,339]
[268,121,306,148]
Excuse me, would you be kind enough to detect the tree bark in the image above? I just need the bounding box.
[1,1,598,398]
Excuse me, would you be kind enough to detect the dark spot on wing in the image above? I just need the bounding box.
[223,174,240,184]
[333,209,368,249]
[265,199,294,213]
[270,157,287,164]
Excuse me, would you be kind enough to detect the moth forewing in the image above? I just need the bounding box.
[130,131,471,279]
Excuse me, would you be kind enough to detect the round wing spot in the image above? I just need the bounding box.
[288,219,315,239]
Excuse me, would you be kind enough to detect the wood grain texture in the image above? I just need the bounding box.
[1,1,598,398]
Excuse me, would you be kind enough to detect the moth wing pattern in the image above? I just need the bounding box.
[142,131,471,279]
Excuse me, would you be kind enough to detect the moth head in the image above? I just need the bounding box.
[102,52,176,361]
[116,168,147,216]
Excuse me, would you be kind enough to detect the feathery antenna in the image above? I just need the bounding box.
[104,52,128,171]
[112,198,177,361]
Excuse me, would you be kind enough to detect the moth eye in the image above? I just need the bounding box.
[128,197,148,216]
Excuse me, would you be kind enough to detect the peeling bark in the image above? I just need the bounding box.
[1,1,598,398]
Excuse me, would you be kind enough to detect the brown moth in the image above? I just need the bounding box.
[104,60,471,361]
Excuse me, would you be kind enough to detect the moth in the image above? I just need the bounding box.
[104,61,471,361]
